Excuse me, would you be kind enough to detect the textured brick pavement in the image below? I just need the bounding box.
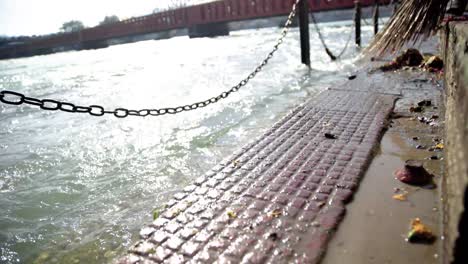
[117,90,397,263]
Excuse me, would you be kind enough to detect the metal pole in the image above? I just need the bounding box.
[298,0,310,66]
[354,0,361,47]
[373,0,379,35]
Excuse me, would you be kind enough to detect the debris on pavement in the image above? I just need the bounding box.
[406,218,436,244]
[415,115,440,127]
[434,143,444,150]
[410,100,434,115]
[269,209,282,218]
[417,116,429,123]
[395,160,433,186]
[410,106,423,113]
[324,133,337,139]
[268,233,279,241]
[153,209,160,220]
[393,193,408,201]
[378,49,424,72]
[417,100,432,107]
[429,121,440,127]
[227,211,237,219]
[375,50,443,76]
[422,56,444,72]
[428,143,444,152]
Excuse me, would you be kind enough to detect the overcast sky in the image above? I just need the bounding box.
[0,0,211,36]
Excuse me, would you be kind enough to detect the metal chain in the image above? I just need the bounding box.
[310,12,353,61]
[0,0,300,118]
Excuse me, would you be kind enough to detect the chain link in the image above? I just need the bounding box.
[310,12,353,61]
[0,0,300,118]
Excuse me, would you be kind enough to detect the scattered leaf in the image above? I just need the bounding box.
[227,211,237,219]
[407,218,436,244]
[435,143,444,150]
[324,133,337,139]
[269,209,282,218]
[393,193,408,201]
[152,210,160,220]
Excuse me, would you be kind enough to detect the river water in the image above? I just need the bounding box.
[0,22,373,263]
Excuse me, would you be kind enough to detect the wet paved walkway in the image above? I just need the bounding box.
[117,79,399,263]
[323,69,444,264]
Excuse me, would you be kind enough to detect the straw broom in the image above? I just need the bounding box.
[367,0,450,55]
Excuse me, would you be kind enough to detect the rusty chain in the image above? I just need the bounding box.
[310,12,353,61]
[0,0,300,118]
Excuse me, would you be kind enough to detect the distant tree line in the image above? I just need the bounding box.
[0,35,33,47]
[2,0,199,44]
[59,1,197,33]
[60,20,85,32]
[58,15,121,34]
[99,15,120,25]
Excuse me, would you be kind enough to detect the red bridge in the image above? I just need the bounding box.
[0,0,383,60]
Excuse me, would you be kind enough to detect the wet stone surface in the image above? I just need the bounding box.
[117,90,396,263]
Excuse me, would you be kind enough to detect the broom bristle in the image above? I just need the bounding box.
[366,0,450,55]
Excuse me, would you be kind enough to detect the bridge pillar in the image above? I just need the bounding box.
[188,22,230,38]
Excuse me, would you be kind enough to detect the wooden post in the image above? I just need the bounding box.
[354,1,361,47]
[298,0,310,66]
[373,0,379,35]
